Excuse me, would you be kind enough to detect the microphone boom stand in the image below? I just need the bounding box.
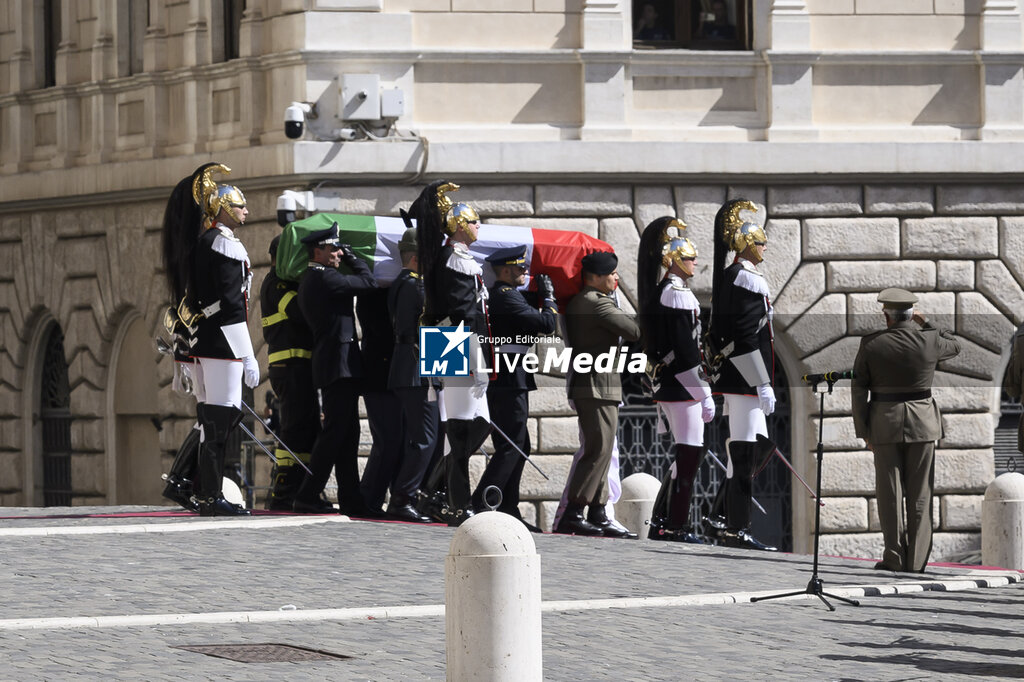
[750,376,860,612]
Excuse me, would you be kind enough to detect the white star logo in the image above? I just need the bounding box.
[440,321,473,358]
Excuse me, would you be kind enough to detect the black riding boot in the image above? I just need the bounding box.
[444,418,490,526]
[721,440,775,551]
[196,404,250,517]
[652,443,706,543]
[162,424,201,511]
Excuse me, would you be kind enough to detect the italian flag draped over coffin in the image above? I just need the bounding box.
[276,212,613,304]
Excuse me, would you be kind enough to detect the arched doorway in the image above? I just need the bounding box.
[38,323,72,506]
[108,314,161,504]
[619,352,794,551]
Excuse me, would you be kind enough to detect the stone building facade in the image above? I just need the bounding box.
[1,1,1022,559]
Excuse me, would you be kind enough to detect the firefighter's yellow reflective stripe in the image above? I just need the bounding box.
[261,291,298,327]
[274,449,312,466]
[268,348,312,364]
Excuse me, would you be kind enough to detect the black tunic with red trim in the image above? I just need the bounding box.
[191,224,252,360]
[709,260,774,396]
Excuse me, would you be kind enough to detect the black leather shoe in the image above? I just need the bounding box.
[387,502,433,523]
[874,561,901,571]
[267,498,295,512]
[163,480,199,512]
[198,496,251,517]
[585,506,637,539]
[292,497,336,514]
[554,507,603,536]
[721,529,777,552]
[446,507,475,527]
[650,527,707,544]
[340,501,387,519]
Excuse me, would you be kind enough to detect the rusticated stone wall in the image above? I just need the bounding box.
[1,179,1018,563]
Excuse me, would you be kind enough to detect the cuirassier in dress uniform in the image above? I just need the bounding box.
[259,235,318,510]
[852,288,960,573]
[705,199,776,551]
[161,163,258,516]
[637,218,716,543]
[470,245,558,529]
[555,251,641,538]
[292,223,380,516]
[415,181,493,525]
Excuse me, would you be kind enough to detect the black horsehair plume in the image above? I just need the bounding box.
[161,162,220,303]
[636,216,676,354]
[412,179,456,325]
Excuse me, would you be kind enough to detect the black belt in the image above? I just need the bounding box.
[871,390,931,402]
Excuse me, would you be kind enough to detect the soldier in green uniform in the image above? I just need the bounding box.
[852,288,961,573]
[555,251,641,537]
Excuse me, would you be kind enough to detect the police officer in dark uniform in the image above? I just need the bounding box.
[383,227,438,523]
[259,235,318,510]
[470,245,557,529]
[292,223,379,515]
[357,265,411,518]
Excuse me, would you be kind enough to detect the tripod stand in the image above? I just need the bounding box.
[751,377,860,611]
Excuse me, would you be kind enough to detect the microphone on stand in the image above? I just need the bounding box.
[802,370,855,385]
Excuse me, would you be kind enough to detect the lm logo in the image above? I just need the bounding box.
[419,323,474,377]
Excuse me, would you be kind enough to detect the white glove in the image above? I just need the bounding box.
[701,395,716,423]
[757,383,775,416]
[471,371,489,399]
[242,355,260,389]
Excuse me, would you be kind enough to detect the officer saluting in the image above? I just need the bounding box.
[852,288,960,573]
[292,223,379,515]
[471,245,558,528]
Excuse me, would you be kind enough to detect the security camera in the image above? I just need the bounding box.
[284,102,315,140]
[276,193,297,227]
[276,190,315,227]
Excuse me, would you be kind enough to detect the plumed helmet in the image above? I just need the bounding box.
[445,202,480,239]
[660,218,697,270]
[192,163,246,228]
[720,199,766,257]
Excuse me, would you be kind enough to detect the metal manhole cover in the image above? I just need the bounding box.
[175,643,353,663]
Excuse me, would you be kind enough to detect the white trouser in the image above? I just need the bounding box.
[723,393,767,442]
[658,400,704,446]
[441,377,489,422]
[197,357,242,409]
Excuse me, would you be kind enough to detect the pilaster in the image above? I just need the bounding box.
[982,0,1023,51]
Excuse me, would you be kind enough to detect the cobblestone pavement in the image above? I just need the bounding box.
[0,506,1021,681]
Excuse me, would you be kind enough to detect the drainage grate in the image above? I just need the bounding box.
[175,643,353,663]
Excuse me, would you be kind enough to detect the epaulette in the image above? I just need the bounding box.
[660,279,699,311]
[733,266,770,297]
[211,226,249,263]
[446,244,482,276]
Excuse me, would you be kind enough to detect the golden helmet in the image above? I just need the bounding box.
[192,163,246,227]
[722,200,766,259]
[660,218,697,270]
[445,202,480,239]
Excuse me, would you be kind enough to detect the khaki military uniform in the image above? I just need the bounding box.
[564,286,641,506]
[852,319,960,572]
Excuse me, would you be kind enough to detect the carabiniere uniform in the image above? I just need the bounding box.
[471,245,557,516]
[259,260,318,510]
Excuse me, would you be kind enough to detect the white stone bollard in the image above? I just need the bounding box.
[615,472,662,540]
[982,472,1024,570]
[446,511,542,682]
